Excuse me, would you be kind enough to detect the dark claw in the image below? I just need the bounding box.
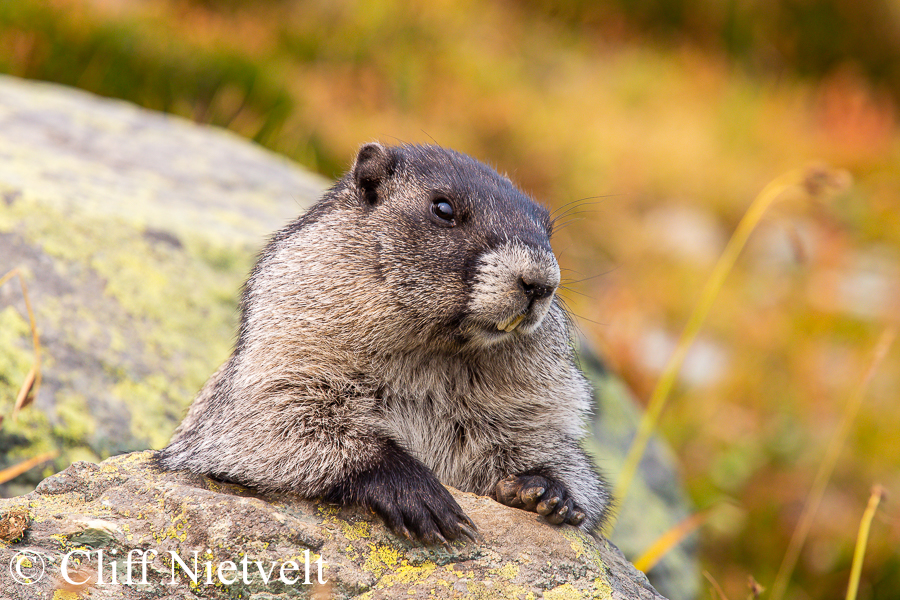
[429,530,449,547]
[458,522,479,543]
[568,511,586,526]
[547,503,567,525]
[395,523,413,541]
[558,503,571,523]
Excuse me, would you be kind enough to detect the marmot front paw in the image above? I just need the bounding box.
[365,476,479,545]
[326,446,479,546]
[494,473,586,526]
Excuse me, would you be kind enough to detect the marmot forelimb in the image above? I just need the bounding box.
[160,143,612,544]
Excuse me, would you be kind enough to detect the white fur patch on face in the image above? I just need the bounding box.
[468,243,560,343]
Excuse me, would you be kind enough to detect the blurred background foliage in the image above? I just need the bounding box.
[1,1,899,599]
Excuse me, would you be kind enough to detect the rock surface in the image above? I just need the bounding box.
[0,74,328,474]
[0,451,665,599]
[0,75,695,598]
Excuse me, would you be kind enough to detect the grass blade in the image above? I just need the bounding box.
[1,269,42,420]
[634,507,712,572]
[846,485,886,600]
[770,327,896,600]
[12,366,37,415]
[0,451,59,485]
[703,570,731,600]
[612,167,844,526]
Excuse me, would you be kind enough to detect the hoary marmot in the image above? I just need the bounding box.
[160,143,611,544]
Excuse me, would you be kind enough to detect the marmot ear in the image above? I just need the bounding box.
[352,142,395,206]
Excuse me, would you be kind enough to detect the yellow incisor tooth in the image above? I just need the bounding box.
[497,313,526,332]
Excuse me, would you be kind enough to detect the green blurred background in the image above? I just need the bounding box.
[1,1,898,598]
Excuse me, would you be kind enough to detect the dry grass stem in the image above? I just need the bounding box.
[703,570,731,600]
[0,268,42,420]
[845,485,886,600]
[634,508,712,573]
[0,450,59,485]
[13,366,37,416]
[612,167,835,525]
[770,327,896,600]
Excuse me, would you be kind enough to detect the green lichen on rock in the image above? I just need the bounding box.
[0,192,248,450]
[0,75,327,488]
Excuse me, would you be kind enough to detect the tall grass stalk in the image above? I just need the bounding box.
[702,570,731,600]
[846,485,886,600]
[611,168,815,526]
[770,328,896,600]
[0,269,42,417]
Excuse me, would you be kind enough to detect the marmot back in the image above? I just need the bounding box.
[160,143,611,544]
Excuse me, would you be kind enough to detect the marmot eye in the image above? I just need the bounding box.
[431,199,455,223]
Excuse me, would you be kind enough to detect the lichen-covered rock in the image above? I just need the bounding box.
[0,74,328,483]
[0,451,666,599]
[0,75,695,598]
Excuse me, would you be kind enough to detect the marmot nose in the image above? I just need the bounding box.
[518,276,554,302]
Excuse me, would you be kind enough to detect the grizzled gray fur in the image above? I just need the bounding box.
[160,143,611,544]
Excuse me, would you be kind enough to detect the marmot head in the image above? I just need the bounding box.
[333,143,562,352]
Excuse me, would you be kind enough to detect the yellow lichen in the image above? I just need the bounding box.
[497,562,519,580]
[317,504,372,543]
[561,528,588,560]
[363,543,400,578]
[344,543,359,561]
[1,196,243,468]
[594,576,614,598]
[544,582,584,600]
[378,560,436,587]
[340,519,371,541]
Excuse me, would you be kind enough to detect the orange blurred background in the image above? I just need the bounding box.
[1,1,898,598]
